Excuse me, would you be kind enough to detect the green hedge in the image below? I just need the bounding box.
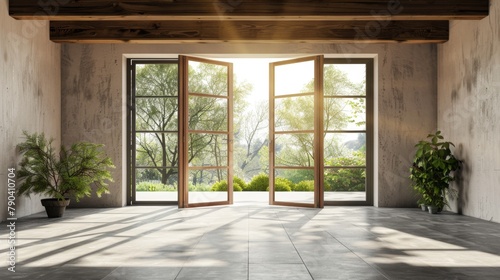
[137,171,365,193]
[136,182,176,192]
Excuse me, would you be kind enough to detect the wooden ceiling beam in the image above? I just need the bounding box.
[11,0,488,21]
[50,20,449,44]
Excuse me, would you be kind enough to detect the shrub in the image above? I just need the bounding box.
[293,180,315,191]
[246,173,269,191]
[271,177,292,192]
[324,153,366,192]
[324,168,365,191]
[233,176,247,190]
[188,184,212,192]
[136,182,177,192]
[211,179,243,192]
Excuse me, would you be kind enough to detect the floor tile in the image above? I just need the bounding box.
[249,263,312,280]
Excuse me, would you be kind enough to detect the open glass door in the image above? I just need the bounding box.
[179,56,233,207]
[269,56,323,208]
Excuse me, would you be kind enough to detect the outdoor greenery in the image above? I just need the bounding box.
[324,151,366,192]
[136,182,176,192]
[245,173,269,191]
[135,61,367,193]
[16,131,115,201]
[409,131,461,209]
[211,176,245,192]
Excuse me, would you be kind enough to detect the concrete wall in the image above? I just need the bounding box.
[61,43,437,208]
[0,3,61,221]
[438,1,500,222]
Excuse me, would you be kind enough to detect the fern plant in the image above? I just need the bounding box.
[17,131,114,201]
[409,131,461,210]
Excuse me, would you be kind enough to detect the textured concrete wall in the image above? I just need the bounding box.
[0,3,61,221]
[61,43,436,208]
[438,1,500,222]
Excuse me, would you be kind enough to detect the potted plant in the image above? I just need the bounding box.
[409,131,461,214]
[16,131,114,218]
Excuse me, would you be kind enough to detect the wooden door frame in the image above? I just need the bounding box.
[179,55,234,208]
[269,55,324,208]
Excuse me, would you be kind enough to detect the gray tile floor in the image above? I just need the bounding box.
[2,205,500,279]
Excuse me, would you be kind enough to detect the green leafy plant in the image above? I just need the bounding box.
[293,180,315,192]
[16,132,115,202]
[246,173,269,191]
[136,182,177,192]
[210,177,244,192]
[324,152,366,192]
[409,131,461,210]
[270,177,292,192]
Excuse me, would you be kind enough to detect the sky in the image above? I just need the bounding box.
[220,57,365,104]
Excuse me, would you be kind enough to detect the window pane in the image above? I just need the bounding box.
[324,64,366,96]
[188,133,228,167]
[188,169,228,203]
[275,95,314,131]
[188,96,228,131]
[324,97,366,131]
[136,168,179,189]
[275,168,314,203]
[188,61,228,96]
[136,133,178,167]
[324,133,366,167]
[135,64,179,97]
[275,60,314,96]
[136,97,178,131]
[324,167,366,202]
[275,133,314,167]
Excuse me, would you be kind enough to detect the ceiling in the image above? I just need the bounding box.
[9,0,490,44]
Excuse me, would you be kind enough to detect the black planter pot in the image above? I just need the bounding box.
[41,198,71,218]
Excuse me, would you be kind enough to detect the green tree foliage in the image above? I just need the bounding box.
[135,64,179,185]
[234,100,268,180]
[275,65,366,169]
[135,62,251,186]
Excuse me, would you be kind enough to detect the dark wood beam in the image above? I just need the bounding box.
[50,20,448,43]
[11,0,488,21]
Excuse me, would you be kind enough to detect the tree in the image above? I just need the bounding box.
[135,64,179,185]
[234,100,268,179]
[135,62,251,186]
[275,65,366,167]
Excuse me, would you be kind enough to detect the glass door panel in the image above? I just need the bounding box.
[269,56,323,208]
[180,56,233,207]
[323,59,373,205]
[131,61,179,204]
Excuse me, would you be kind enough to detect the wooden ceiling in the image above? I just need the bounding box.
[9,0,489,44]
